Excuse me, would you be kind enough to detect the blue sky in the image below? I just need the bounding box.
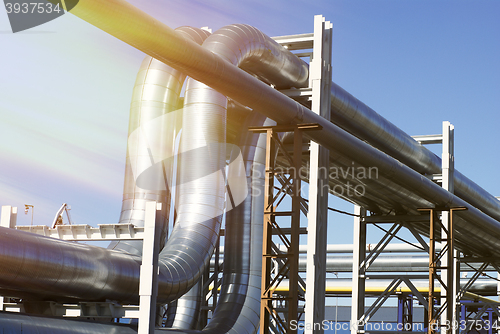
[0,0,499,234]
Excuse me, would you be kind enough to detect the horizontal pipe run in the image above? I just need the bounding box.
[329,82,500,226]
[274,278,498,296]
[210,255,495,272]
[66,0,500,257]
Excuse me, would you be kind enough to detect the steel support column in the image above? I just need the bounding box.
[0,205,15,312]
[138,201,163,334]
[441,121,458,334]
[421,207,466,334]
[252,123,321,334]
[304,14,332,334]
[351,205,366,334]
[0,205,17,228]
[416,121,464,334]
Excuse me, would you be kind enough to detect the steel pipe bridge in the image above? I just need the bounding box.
[1,1,499,334]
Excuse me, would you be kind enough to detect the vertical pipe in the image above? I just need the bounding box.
[111,26,211,256]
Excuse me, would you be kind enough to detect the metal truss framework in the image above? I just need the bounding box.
[456,264,500,334]
[3,10,500,334]
[1,17,335,333]
[420,207,466,334]
[253,16,332,334]
[459,300,500,334]
[250,123,321,334]
[352,209,431,334]
[351,122,500,334]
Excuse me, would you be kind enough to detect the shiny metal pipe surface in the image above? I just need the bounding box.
[2,2,500,333]
[165,99,254,330]
[166,282,202,329]
[200,115,270,334]
[110,26,210,257]
[64,0,500,256]
[155,23,308,308]
[0,277,496,333]
[0,227,141,303]
[212,254,492,272]
[118,26,211,329]
[61,1,500,256]
[0,311,138,334]
[201,24,308,89]
[160,23,296,333]
[329,82,500,226]
[0,1,498,332]
[0,26,220,305]
[296,256,492,273]
[160,24,304,333]
[164,111,267,332]
[0,20,306,311]
[2,0,500,305]
[0,114,268,334]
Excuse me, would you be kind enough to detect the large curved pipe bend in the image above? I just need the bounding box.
[0,22,298,334]
[154,24,308,304]
[0,23,308,307]
[157,23,305,333]
[205,24,308,89]
[164,99,255,330]
[158,24,307,331]
[110,26,211,256]
[60,0,500,257]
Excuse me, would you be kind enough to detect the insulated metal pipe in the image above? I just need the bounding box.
[0,1,498,309]
[329,83,500,224]
[117,27,211,329]
[276,278,498,296]
[166,282,202,329]
[0,21,309,307]
[159,23,301,333]
[163,110,269,333]
[1,278,497,333]
[1,3,500,333]
[210,255,430,272]
[154,22,309,307]
[195,115,270,334]
[163,98,256,330]
[63,0,500,257]
[211,255,493,272]
[110,26,211,256]
[0,311,138,334]
[0,226,141,303]
[0,111,270,334]
[1,0,499,305]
